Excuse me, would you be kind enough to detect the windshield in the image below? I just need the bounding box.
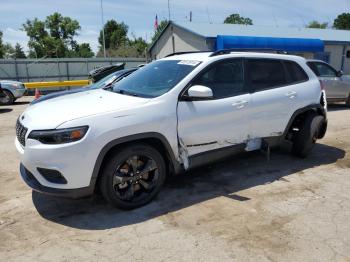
[111,60,200,98]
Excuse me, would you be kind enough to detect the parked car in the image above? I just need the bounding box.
[88,63,125,83]
[307,60,350,105]
[16,50,327,209]
[0,80,26,105]
[31,68,138,105]
[0,83,6,100]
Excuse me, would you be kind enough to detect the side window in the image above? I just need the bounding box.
[284,61,308,83]
[246,59,286,92]
[307,62,320,76]
[192,59,245,99]
[314,62,337,77]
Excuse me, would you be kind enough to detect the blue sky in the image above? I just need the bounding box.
[0,0,349,53]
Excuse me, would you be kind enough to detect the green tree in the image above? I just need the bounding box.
[2,43,15,59]
[333,13,350,30]
[306,21,328,29]
[129,37,147,56]
[71,43,94,58]
[14,43,26,58]
[151,20,168,43]
[23,12,84,58]
[99,20,128,50]
[224,14,253,25]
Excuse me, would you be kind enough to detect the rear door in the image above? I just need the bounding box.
[247,58,305,138]
[177,58,252,156]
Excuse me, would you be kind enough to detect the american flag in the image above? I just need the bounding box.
[154,14,158,31]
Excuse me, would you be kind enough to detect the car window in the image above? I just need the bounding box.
[246,59,287,92]
[192,59,245,99]
[314,62,337,77]
[284,61,308,83]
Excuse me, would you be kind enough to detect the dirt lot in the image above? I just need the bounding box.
[0,97,350,262]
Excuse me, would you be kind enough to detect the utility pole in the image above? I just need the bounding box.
[168,0,171,21]
[190,11,192,22]
[100,0,106,58]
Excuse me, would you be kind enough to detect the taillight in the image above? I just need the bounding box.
[319,80,325,91]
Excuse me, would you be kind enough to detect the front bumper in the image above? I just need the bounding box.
[20,163,94,198]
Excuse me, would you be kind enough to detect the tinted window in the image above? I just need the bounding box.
[308,62,337,77]
[247,59,286,91]
[192,59,245,99]
[284,61,308,83]
[112,60,199,98]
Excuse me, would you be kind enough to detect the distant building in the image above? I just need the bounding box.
[148,21,350,73]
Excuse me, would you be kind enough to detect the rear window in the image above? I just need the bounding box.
[284,61,308,83]
[246,59,287,92]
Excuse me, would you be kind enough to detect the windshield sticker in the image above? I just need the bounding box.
[178,60,200,66]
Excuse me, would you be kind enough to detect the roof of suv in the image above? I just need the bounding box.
[162,51,307,63]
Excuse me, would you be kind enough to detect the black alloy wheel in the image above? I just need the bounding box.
[99,144,166,209]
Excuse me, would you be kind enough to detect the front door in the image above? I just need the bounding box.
[177,58,252,156]
[310,62,348,99]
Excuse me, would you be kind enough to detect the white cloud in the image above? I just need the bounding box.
[3,28,29,52]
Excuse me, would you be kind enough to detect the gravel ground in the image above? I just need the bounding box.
[0,97,350,262]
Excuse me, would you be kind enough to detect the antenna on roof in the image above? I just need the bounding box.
[273,14,278,27]
[206,6,212,24]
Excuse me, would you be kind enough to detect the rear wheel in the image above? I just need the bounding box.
[346,94,350,106]
[0,90,14,105]
[291,112,324,158]
[99,144,166,209]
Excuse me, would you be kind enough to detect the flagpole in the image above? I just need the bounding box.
[168,0,171,21]
[100,0,106,58]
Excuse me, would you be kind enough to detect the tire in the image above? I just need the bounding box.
[346,94,350,106]
[99,143,166,209]
[291,112,324,158]
[0,90,15,105]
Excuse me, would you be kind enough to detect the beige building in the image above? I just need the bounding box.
[149,21,350,74]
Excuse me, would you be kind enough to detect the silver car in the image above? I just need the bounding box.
[0,80,26,105]
[307,60,350,105]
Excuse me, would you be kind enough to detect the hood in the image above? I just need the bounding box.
[30,88,87,105]
[0,80,22,85]
[20,89,150,129]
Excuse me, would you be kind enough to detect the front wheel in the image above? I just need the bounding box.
[99,144,166,209]
[291,112,325,158]
[0,90,14,105]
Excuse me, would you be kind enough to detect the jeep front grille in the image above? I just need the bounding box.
[16,119,28,146]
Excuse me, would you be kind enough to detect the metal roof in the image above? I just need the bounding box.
[174,21,350,43]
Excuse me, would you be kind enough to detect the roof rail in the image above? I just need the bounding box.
[165,51,211,57]
[209,48,289,57]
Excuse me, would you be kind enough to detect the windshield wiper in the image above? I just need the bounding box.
[115,89,140,97]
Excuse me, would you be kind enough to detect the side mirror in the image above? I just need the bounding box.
[186,85,213,100]
[337,70,343,77]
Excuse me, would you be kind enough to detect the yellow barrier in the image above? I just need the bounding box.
[24,80,90,89]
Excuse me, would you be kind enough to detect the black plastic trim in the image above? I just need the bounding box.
[90,132,183,189]
[282,103,327,139]
[20,164,94,199]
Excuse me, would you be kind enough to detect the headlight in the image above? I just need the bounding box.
[28,126,89,144]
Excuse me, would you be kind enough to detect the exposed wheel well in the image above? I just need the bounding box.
[94,137,175,193]
[285,106,326,141]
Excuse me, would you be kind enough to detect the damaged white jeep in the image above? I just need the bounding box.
[16,50,327,209]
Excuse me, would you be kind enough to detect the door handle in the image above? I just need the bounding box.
[285,91,297,98]
[232,100,248,108]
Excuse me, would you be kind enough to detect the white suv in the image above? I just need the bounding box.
[16,50,328,209]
